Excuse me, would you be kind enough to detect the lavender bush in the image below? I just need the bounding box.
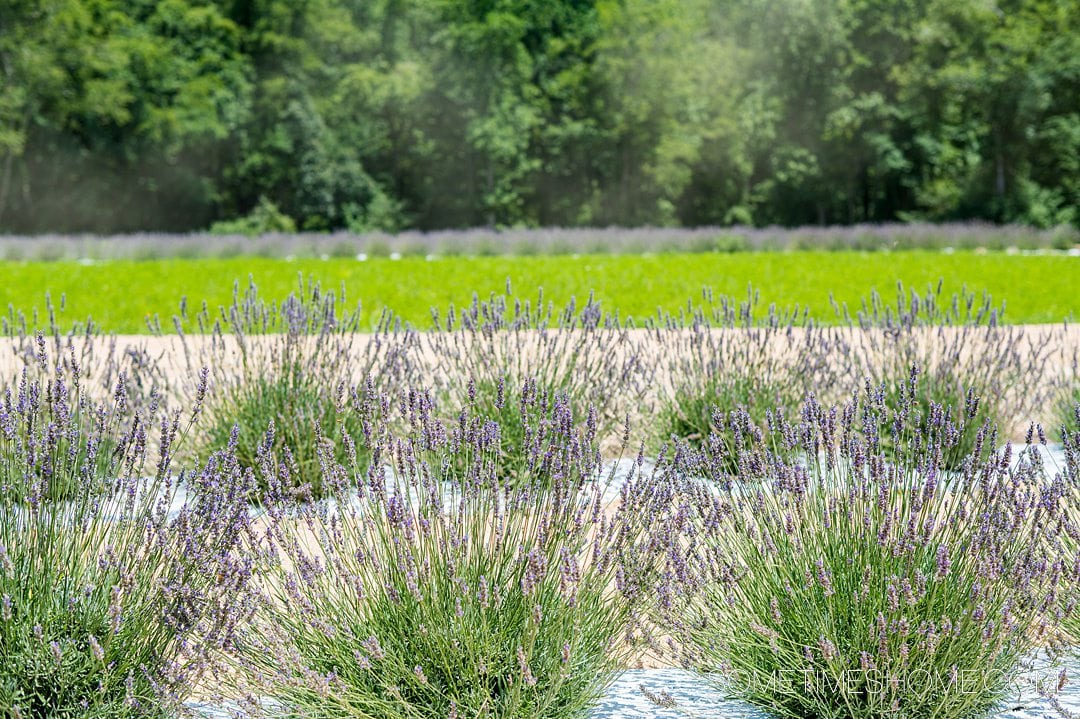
[4,294,171,419]
[839,282,1061,446]
[649,289,842,467]
[443,376,600,487]
[199,367,363,502]
[218,380,661,718]
[425,283,648,459]
[1059,402,1080,650]
[650,371,1065,718]
[0,350,256,718]
[876,368,996,471]
[1056,352,1079,443]
[166,278,416,500]
[0,341,125,498]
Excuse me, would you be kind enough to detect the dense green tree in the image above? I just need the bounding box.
[0,0,251,231]
[595,0,746,225]
[415,0,612,227]
[0,0,1076,232]
[898,0,1080,226]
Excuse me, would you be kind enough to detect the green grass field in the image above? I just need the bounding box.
[1,251,1076,332]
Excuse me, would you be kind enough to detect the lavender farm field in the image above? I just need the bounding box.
[1,250,1078,333]
[4,272,1080,719]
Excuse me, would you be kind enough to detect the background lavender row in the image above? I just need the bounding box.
[1,223,1078,261]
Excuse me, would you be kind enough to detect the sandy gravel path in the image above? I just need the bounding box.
[1,325,1075,445]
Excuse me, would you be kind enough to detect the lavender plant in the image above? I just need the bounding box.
[839,281,1061,447]
[425,283,648,458]
[651,371,1065,718]
[166,278,416,500]
[199,366,362,502]
[4,293,171,419]
[0,343,122,503]
[446,376,588,487]
[219,380,661,718]
[1055,351,1079,443]
[0,351,257,718]
[1062,391,1080,442]
[876,367,996,471]
[650,288,843,468]
[1057,401,1080,649]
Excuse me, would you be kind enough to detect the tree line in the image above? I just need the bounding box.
[1,0,1077,234]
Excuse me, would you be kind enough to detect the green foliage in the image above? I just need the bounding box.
[2,0,1077,232]
[897,0,1080,228]
[0,0,252,232]
[209,196,297,236]
[345,189,407,234]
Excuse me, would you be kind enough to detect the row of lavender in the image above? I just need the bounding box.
[145,279,1073,489]
[1,282,1079,718]
[2,222,1078,260]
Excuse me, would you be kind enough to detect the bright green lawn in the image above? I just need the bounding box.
[0,251,1076,333]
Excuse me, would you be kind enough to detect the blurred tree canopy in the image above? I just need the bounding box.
[0,0,1076,233]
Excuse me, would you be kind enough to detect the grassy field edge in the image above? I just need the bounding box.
[1,251,1077,333]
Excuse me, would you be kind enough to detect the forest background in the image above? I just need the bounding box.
[1,0,1077,235]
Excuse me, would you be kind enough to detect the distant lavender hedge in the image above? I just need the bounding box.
[1,223,1077,261]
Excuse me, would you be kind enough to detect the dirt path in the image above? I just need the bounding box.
[1,325,1075,446]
